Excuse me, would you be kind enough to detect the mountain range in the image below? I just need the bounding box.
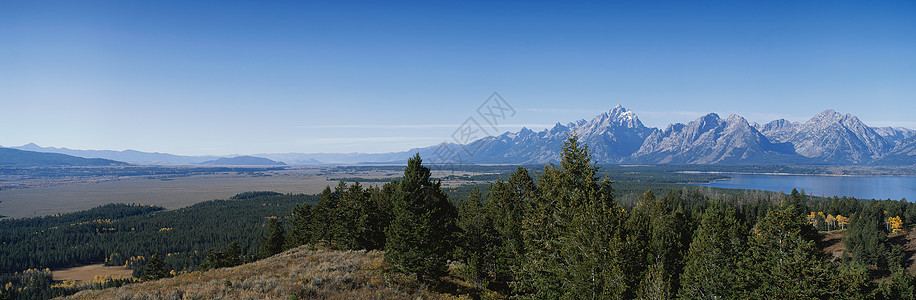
[412,105,916,165]
[8,106,916,166]
[0,147,129,167]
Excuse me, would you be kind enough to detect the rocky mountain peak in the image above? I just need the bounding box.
[590,105,645,129]
[725,114,749,126]
[809,109,843,124]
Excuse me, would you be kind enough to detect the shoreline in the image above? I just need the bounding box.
[678,171,916,178]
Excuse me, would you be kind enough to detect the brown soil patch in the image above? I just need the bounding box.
[52,264,133,282]
[821,230,847,261]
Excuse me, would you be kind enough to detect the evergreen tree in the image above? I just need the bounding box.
[880,268,916,300]
[638,261,670,300]
[486,166,536,289]
[619,191,652,297]
[351,183,388,250]
[362,184,395,250]
[679,204,747,299]
[336,182,367,249]
[286,203,312,249]
[261,217,286,257]
[646,191,690,296]
[830,263,878,299]
[787,188,809,217]
[738,202,833,298]
[456,187,500,287]
[517,135,624,298]
[143,252,167,281]
[200,241,244,270]
[224,241,241,266]
[384,154,457,283]
[845,202,890,270]
[309,185,341,248]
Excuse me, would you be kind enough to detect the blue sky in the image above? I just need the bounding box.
[2,1,914,155]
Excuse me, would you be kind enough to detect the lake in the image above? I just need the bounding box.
[694,173,916,201]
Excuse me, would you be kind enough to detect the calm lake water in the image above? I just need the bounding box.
[694,173,916,201]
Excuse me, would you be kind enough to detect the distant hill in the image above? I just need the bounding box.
[12,143,219,165]
[252,153,325,165]
[0,148,129,167]
[199,156,286,166]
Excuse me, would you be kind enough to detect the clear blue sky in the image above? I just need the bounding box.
[2,1,914,155]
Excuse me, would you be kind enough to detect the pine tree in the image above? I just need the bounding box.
[456,187,500,287]
[362,184,394,250]
[517,135,624,298]
[638,261,670,300]
[143,252,167,281]
[486,166,536,289]
[384,154,457,283]
[787,188,809,217]
[679,204,747,299]
[846,202,889,270]
[226,241,242,265]
[738,202,833,298]
[261,217,285,258]
[308,186,339,247]
[618,191,652,297]
[646,191,690,296]
[830,263,877,298]
[285,203,312,249]
[336,182,367,249]
[200,241,243,270]
[880,268,916,300]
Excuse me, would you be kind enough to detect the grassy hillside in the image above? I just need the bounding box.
[63,247,456,300]
[0,148,128,167]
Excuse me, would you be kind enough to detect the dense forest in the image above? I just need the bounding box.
[3,136,916,299]
[284,137,916,299]
[0,192,317,299]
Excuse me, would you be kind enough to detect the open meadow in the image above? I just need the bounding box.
[52,264,133,283]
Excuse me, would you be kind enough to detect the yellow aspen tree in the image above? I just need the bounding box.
[826,214,836,231]
[836,215,849,230]
[887,216,904,234]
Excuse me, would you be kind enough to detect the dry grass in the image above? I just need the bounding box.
[52,264,133,283]
[61,247,459,300]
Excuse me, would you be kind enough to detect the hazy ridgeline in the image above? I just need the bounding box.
[3,137,916,299]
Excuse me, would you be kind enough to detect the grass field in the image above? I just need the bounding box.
[63,247,455,300]
[52,264,133,283]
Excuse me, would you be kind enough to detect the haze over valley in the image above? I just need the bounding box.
[2,1,916,299]
[6,106,916,166]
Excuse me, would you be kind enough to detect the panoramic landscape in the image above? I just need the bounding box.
[2,1,916,299]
